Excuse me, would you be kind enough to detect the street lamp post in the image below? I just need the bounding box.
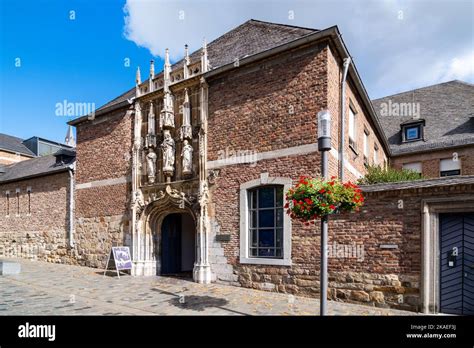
[317,110,331,316]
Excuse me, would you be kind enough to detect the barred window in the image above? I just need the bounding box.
[248,186,284,258]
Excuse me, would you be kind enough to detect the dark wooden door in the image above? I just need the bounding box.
[161,214,182,275]
[440,213,474,315]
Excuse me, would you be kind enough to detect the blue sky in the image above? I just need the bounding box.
[1,0,473,143]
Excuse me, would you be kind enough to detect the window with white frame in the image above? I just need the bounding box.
[349,107,356,148]
[363,130,369,164]
[403,162,422,174]
[240,176,292,266]
[440,158,461,177]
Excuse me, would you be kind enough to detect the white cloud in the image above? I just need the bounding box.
[440,50,474,81]
[123,0,474,97]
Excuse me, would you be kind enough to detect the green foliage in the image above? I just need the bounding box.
[358,165,424,185]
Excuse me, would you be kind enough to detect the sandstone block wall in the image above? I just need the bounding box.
[0,172,75,264]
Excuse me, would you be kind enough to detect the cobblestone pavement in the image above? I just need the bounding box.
[0,259,415,316]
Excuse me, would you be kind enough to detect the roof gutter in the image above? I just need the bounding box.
[67,163,75,248]
[0,167,69,185]
[68,99,132,126]
[339,57,351,181]
[330,31,391,157]
[0,147,35,158]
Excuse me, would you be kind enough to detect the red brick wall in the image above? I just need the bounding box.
[208,42,328,159]
[75,183,130,219]
[76,109,132,184]
[75,109,132,218]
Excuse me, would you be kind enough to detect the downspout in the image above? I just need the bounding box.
[339,57,351,181]
[68,164,75,248]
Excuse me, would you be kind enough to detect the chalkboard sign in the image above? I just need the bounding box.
[103,246,132,278]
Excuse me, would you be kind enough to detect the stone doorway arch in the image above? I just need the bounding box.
[131,185,211,283]
[149,209,196,277]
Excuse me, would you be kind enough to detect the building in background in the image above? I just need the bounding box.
[373,80,474,177]
[0,126,75,165]
[0,149,76,263]
[0,134,36,165]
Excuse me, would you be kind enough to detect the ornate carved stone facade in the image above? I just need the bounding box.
[130,42,212,282]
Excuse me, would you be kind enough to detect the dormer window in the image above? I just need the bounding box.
[401,120,424,142]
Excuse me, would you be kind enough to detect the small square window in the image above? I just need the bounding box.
[405,126,420,140]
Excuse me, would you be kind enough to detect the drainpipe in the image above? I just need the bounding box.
[339,57,351,181]
[68,164,75,248]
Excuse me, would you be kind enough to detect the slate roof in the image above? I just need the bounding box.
[0,151,75,183]
[88,19,318,115]
[372,80,474,156]
[0,133,35,157]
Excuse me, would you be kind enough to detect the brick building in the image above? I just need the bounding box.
[0,131,75,165]
[0,149,76,262]
[1,20,473,314]
[0,133,36,165]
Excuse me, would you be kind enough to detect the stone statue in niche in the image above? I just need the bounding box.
[181,139,193,175]
[161,130,175,175]
[146,148,157,184]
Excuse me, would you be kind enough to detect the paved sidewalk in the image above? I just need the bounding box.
[0,259,415,316]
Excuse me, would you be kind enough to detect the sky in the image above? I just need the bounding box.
[0,0,473,143]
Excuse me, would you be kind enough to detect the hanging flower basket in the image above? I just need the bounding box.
[285,176,364,224]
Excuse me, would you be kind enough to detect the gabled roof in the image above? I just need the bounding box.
[71,19,318,120]
[67,19,389,154]
[0,150,75,184]
[372,80,474,156]
[0,133,35,157]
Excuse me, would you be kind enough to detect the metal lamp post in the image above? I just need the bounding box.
[317,110,331,316]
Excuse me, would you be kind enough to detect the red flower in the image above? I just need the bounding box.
[329,205,336,210]
[284,203,289,208]
[319,189,326,194]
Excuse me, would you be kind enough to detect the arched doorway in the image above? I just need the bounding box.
[159,213,196,276]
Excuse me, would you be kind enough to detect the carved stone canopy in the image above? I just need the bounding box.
[146,185,197,209]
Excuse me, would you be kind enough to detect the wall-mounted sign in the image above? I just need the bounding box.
[215,234,231,242]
